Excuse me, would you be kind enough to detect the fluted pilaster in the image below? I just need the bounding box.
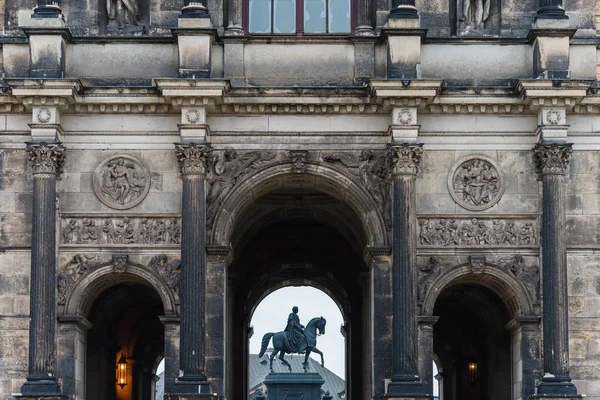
[173,143,212,395]
[532,143,578,397]
[21,142,65,397]
[385,144,427,397]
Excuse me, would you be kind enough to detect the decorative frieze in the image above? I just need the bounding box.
[60,216,181,246]
[417,255,540,303]
[93,155,151,210]
[26,142,66,175]
[57,253,181,304]
[418,217,537,247]
[533,143,573,176]
[448,156,505,211]
[323,150,392,228]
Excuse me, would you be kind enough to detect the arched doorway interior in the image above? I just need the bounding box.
[86,283,165,400]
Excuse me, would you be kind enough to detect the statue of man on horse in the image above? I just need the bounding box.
[259,306,326,373]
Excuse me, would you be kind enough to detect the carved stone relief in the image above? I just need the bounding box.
[289,150,308,174]
[322,150,392,229]
[418,217,537,247]
[206,149,277,227]
[416,255,540,304]
[57,253,181,304]
[60,216,181,245]
[448,156,505,211]
[102,0,145,34]
[93,155,151,210]
[455,0,500,34]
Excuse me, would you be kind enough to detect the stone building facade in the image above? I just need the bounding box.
[0,0,599,400]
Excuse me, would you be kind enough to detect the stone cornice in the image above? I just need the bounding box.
[0,79,597,116]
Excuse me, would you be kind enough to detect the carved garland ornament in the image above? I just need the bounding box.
[448,155,505,211]
[93,155,151,210]
[36,108,52,124]
[26,142,66,175]
[57,253,181,304]
[533,143,572,175]
[61,216,181,245]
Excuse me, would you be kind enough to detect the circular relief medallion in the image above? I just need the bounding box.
[93,155,151,210]
[36,108,52,124]
[448,155,505,211]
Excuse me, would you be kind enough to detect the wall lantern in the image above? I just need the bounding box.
[467,362,479,386]
[116,353,128,389]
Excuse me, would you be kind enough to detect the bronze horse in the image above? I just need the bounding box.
[258,316,326,373]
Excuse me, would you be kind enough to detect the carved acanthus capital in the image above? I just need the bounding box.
[533,143,573,176]
[175,143,212,176]
[387,143,423,176]
[26,142,66,175]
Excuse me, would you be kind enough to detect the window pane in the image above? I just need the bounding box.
[304,0,326,33]
[249,0,272,33]
[274,0,296,33]
[329,0,351,32]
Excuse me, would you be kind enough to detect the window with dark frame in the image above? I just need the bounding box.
[244,0,356,35]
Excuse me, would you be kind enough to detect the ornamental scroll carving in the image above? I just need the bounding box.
[416,255,540,304]
[206,149,277,228]
[448,156,505,211]
[418,217,537,247]
[322,150,392,229]
[93,155,151,210]
[60,216,181,245]
[533,143,573,175]
[57,253,181,304]
[26,142,66,175]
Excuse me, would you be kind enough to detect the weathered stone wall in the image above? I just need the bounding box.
[567,150,600,400]
[0,147,31,398]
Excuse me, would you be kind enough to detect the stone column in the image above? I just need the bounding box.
[355,0,375,35]
[33,0,62,18]
[172,143,212,396]
[536,0,568,19]
[226,0,244,35]
[21,142,66,397]
[385,144,427,398]
[532,143,579,397]
[390,0,418,19]
[181,0,210,17]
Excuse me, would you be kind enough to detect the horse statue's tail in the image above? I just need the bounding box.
[259,333,274,357]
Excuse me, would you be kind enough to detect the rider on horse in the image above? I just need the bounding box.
[284,306,309,354]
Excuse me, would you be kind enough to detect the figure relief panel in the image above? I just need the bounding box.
[93,155,151,210]
[60,215,181,246]
[448,155,505,211]
[453,0,501,35]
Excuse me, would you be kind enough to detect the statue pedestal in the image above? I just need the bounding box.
[263,372,325,400]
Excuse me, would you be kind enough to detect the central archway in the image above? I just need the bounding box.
[223,176,376,399]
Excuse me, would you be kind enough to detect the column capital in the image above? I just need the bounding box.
[175,142,212,176]
[26,142,65,175]
[387,143,423,176]
[533,143,572,176]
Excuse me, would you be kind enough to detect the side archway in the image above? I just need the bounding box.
[210,162,389,247]
[421,261,535,318]
[63,262,178,318]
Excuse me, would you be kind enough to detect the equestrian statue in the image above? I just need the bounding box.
[258,306,327,373]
